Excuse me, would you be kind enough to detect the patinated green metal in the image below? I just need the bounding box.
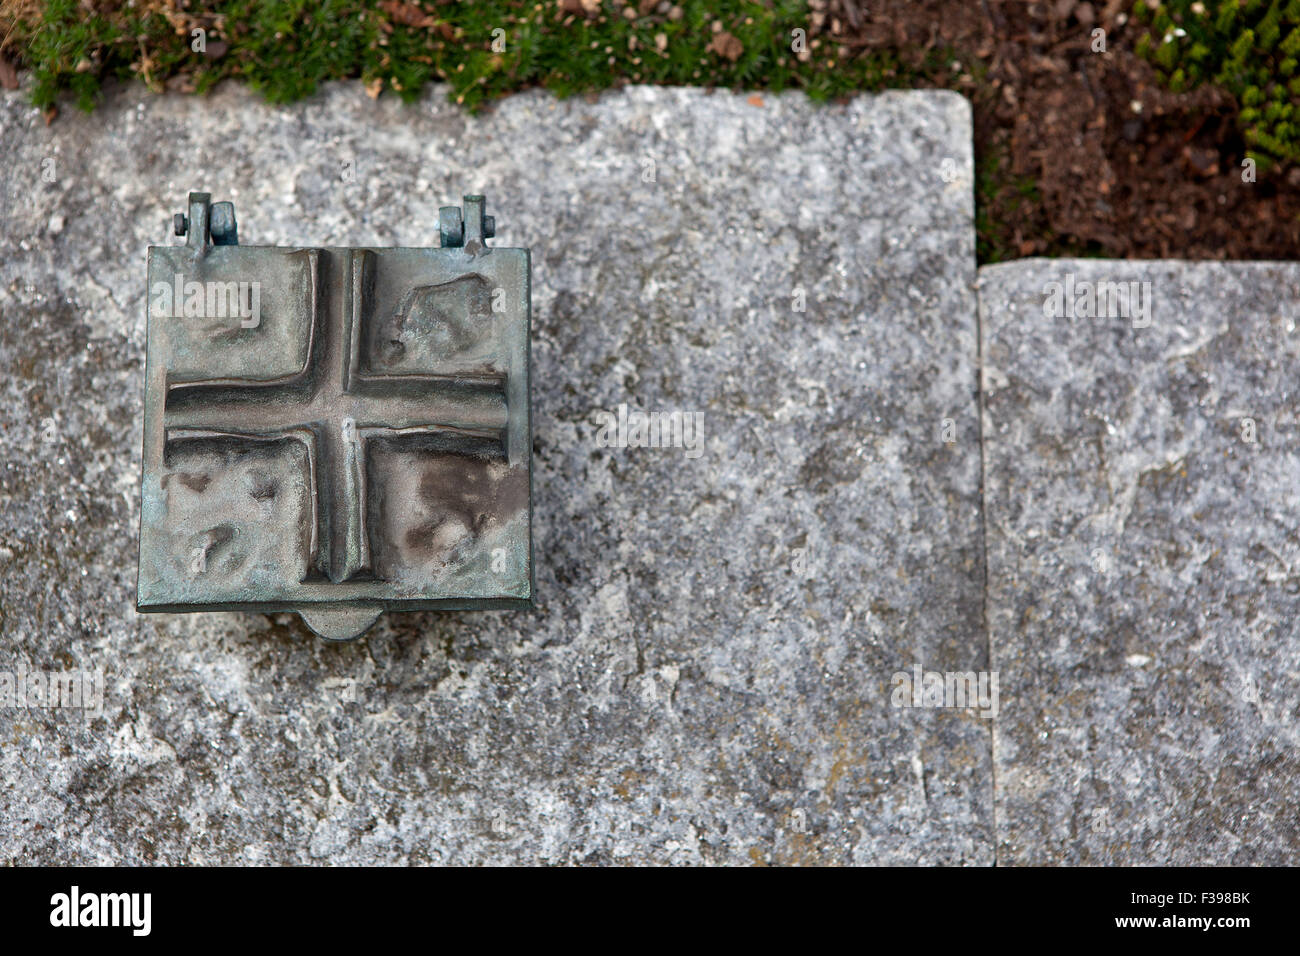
[137,192,532,640]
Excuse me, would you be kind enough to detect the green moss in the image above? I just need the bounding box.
[1137,0,1300,169]
[1,1,943,113]
[975,143,1039,264]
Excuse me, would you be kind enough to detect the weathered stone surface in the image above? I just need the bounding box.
[0,82,986,863]
[980,259,1300,864]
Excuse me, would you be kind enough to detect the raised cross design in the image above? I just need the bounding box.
[162,248,508,584]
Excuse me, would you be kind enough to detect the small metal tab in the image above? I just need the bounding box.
[439,205,463,248]
[209,202,238,246]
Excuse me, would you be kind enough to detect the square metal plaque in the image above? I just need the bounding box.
[137,193,532,640]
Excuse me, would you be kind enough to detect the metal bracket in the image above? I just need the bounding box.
[172,192,239,250]
[439,194,495,249]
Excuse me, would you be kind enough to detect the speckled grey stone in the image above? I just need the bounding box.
[980,259,1300,865]
[0,82,986,864]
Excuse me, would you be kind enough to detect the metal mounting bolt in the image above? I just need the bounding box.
[173,213,188,236]
[209,201,238,246]
[440,197,496,248]
[439,206,464,248]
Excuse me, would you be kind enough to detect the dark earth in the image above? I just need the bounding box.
[833,0,1300,260]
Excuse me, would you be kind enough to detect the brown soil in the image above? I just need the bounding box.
[829,0,1300,260]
